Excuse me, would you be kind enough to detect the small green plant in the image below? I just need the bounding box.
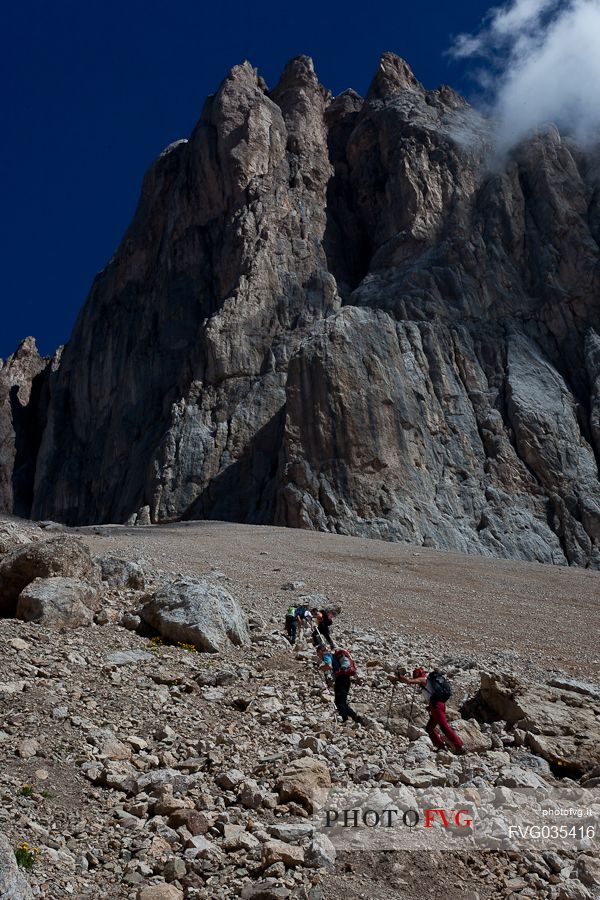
[19,784,33,798]
[149,636,164,652]
[15,841,39,870]
[176,642,197,652]
[40,789,53,799]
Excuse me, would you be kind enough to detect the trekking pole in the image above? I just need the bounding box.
[320,675,339,724]
[385,681,397,730]
[401,685,417,763]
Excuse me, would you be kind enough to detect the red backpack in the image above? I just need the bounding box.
[334,649,357,678]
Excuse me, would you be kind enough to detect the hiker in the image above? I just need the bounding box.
[295,605,313,641]
[396,667,465,754]
[316,644,334,685]
[312,608,335,649]
[331,647,362,725]
[285,606,297,646]
[311,621,327,649]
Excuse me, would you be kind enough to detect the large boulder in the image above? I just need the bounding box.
[96,553,147,589]
[0,536,99,616]
[139,577,249,652]
[0,834,34,899]
[466,674,600,777]
[137,886,184,900]
[15,576,100,627]
[0,519,43,556]
[452,718,493,754]
[276,757,331,813]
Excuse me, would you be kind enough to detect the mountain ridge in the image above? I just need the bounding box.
[2,52,600,566]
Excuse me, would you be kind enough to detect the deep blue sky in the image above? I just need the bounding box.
[1,0,493,359]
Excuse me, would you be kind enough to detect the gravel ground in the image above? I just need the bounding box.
[77,520,600,678]
[2,517,599,899]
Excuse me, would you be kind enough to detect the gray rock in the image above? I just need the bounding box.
[0,519,43,556]
[469,673,600,777]
[240,880,290,899]
[495,766,548,791]
[105,650,153,666]
[0,833,34,899]
[304,834,336,870]
[556,881,593,900]
[162,857,186,882]
[266,823,314,843]
[0,536,99,617]
[120,613,142,631]
[15,576,100,627]
[547,676,600,701]
[96,554,147,589]
[140,577,249,652]
[217,769,245,791]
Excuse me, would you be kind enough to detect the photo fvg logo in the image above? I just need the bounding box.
[324,808,474,830]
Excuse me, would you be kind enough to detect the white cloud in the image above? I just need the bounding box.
[492,0,557,36]
[450,0,600,153]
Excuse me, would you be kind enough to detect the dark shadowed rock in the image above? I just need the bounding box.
[0,339,51,519]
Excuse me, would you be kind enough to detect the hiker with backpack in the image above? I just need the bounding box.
[294,605,313,642]
[285,606,297,646]
[331,648,363,725]
[311,608,335,649]
[396,667,465,754]
[316,644,334,686]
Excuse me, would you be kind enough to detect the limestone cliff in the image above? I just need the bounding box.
[4,53,600,565]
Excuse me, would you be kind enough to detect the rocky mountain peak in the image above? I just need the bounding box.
[8,336,39,361]
[366,51,422,99]
[2,53,600,567]
[272,55,320,92]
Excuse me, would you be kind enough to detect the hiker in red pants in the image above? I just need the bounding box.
[397,667,465,754]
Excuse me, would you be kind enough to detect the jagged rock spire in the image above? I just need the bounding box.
[367,51,422,99]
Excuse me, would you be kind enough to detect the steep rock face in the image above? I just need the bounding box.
[277,307,578,563]
[0,339,51,518]
[7,52,600,565]
[274,55,600,566]
[32,57,339,526]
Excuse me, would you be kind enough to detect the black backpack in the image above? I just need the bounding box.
[428,671,452,702]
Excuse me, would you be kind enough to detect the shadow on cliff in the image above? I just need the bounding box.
[10,372,48,519]
[181,407,285,525]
